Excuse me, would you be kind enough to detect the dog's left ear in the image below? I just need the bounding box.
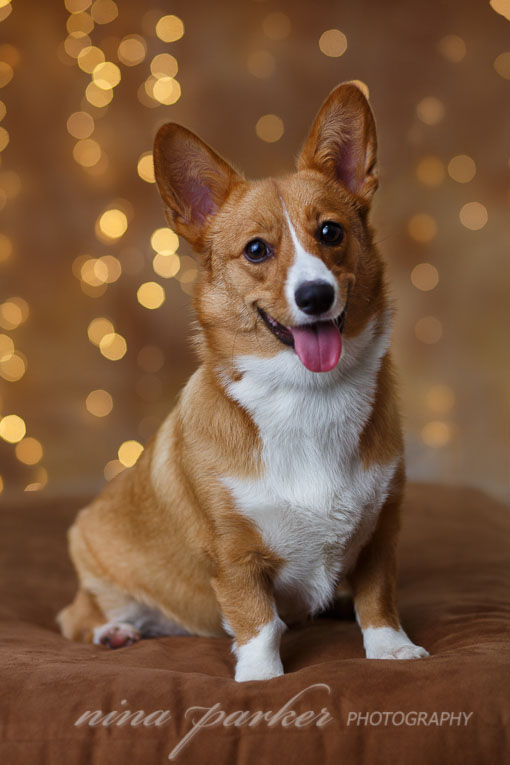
[297,82,378,204]
[154,123,242,248]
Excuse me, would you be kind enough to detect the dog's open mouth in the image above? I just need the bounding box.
[257,307,345,373]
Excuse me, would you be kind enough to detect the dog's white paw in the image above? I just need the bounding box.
[363,626,429,660]
[235,655,284,682]
[93,621,141,649]
[234,617,285,682]
[373,644,430,660]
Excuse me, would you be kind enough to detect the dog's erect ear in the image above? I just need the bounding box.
[297,82,378,204]
[154,123,242,247]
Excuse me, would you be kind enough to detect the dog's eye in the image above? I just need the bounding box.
[244,238,271,263]
[318,221,344,246]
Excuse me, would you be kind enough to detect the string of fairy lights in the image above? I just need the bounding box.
[0,0,508,495]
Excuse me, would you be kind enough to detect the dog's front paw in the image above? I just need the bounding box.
[233,617,286,681]
[363,626,429,660]
[386,644,429,660]
[372,644,429,660]
[93,622,141,649]
[235,655,284,682]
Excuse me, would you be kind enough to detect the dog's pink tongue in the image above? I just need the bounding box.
[290,321,342,373]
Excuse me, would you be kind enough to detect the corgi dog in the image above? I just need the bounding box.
[58,82,428,681]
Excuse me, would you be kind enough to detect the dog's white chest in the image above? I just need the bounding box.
[222,323,397,621]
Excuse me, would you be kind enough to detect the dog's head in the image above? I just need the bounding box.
[154,82,387,374]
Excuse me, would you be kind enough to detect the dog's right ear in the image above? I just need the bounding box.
[153,123,242,248]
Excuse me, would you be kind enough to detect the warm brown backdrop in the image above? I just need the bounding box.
[0,0,508,502]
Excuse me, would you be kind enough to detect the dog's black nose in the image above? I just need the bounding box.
[294,280,335,316]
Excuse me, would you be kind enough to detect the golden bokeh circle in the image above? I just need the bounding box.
[118,439,144,467]
[255,114,284,143]
[262,12,291,40]
[96,208,128,240]
[459,202,488,230]
[155,14,185,43]
[448,155,476,183]
[319,29,348,57]
[85,389,113,417]
[137,152,155,183]
[118,35,146,66]
[408,214,438,243]
[416,156,445,186]
[416,96,445,125]
[137,282,166,310]
[150,227,179,254]
[0,414,26,443]
[246,50,275,79]
[411,263,439,291]
[15,437,43,465]
[421,421,452,447]
[415,316,443,344]
[99,332,127,361]
[87,317,114,346]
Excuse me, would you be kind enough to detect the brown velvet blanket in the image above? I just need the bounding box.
[0,483,508,764]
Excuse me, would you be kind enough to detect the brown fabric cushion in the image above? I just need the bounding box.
[0,483,508,764]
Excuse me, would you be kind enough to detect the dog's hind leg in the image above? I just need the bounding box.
[59,510,189,649]
[91,595,189,649]
[59,584,189,648]
[57,588,105,643]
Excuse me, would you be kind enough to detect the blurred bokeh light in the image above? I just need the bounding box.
[0,0,508,504]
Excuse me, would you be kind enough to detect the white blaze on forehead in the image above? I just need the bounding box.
[280,200,339,323]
